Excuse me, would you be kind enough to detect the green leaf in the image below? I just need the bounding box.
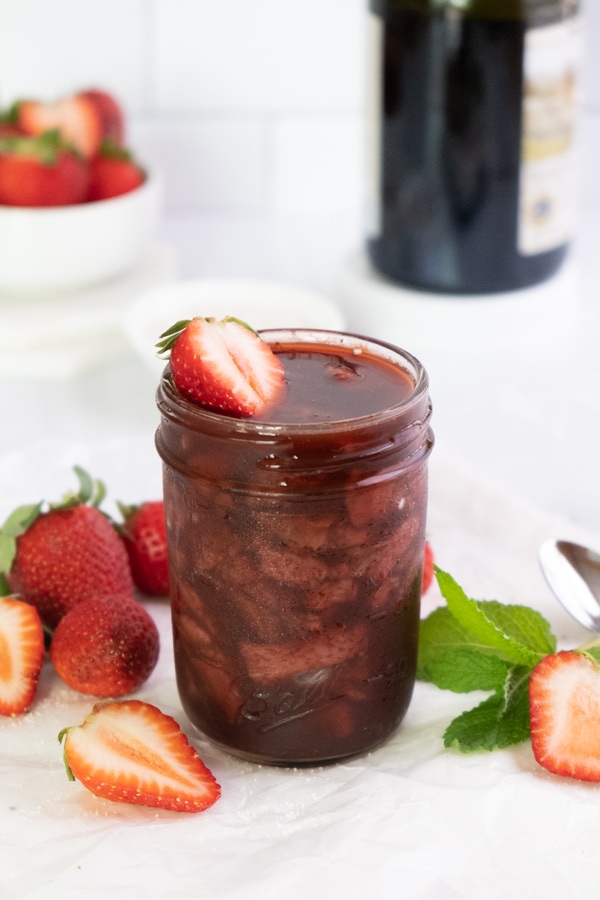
[443,665,532,753]
[74,466,94,504]
[155,319,191,357]
[55,467,106,510]
[435,568,546,668]
[582,645,600,665]
[476,599,556,657]
[0,502,42,573]
[417,606,511,690]
[419,646,510,693]
[1,503,42,538]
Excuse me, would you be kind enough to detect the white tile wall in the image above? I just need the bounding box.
[0,0,597,215]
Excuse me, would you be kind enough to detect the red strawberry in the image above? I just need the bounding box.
[118,500,169,596]
[156,316,286,417]
[50,594,159,697]
[16,88,125,160]
[59,699,221,812]
[0,122,26,138]
[0,595,45,716]
[16,91,102,159]
[2,467,134,629]
[421,541,434,594]
[87,143,145,201]
[79,89,125,147]
[0,131,89,207]
[529,650,600,781]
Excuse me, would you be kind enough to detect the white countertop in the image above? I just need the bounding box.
[1,206,600,899]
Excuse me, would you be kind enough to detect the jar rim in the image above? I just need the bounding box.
[158,329,430,437]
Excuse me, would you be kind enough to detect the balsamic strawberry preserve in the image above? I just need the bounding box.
[156,330,433,765]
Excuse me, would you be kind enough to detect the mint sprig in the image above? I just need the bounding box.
[418,567,557,753]
[442,665,532,752]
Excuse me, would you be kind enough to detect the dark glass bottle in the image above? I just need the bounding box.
[366,0,581,294]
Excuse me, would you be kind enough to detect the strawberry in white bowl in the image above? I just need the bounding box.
[0,86,159,293]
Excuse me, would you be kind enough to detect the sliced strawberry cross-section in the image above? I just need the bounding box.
[59,699,221,812]
[157,316,286,417]
[0,595,45,717]
[529,650,600,781]
[15,88,125,160]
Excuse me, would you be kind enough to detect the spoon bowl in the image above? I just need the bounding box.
[539,539,600,632]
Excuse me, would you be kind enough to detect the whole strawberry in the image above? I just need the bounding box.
[0,467,134,629]
[118,500,169,596]
[87,142,145,201]
[50,594,159,697]
[0,130,89,207]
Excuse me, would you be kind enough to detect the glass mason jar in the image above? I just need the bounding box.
[156,329,433,765]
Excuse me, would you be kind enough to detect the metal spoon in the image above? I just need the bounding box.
[539,539,600,632]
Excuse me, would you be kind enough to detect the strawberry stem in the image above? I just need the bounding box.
[155,315,259,359]
[53,466,106,510]
[57,727,76,781]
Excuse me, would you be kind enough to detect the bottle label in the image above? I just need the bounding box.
[518,16,582,257]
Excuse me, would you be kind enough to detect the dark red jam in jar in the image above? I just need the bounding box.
[156,330,433,765]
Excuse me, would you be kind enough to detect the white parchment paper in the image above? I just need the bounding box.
[0,436,597,900]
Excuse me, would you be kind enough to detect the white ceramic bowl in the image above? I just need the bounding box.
[123,277,346,375]
[0,169,161,295]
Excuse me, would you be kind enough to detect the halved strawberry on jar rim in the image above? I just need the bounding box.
[156,316,286,417]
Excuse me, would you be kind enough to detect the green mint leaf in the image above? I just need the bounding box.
[582,646,600,665]
[417,607,510,691]
[443,665,531,753]
[419,646,510,693]
[435,568,546,668]
[476,599,556,658]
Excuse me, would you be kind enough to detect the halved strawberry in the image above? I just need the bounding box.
[0,595,45,716]
[156,317,286,417]
[79,89,125,146]
[529,650,600,781]
[16,93,102,159]
[59,699,221,813]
